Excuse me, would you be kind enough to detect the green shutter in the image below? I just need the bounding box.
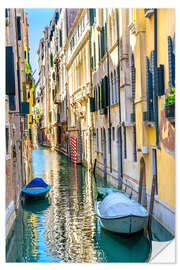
[89,9,94,26]
[6,46,15,95]
[21,102,29,114]
[104,22,107,53]
[146,56,153,114]
[157,65,165,96]
[168,36,173,88]
[50,53,53,67]
[104,75,109,106]
[59,30,62,47]
[101,27,105,58]
[90,97,95,112]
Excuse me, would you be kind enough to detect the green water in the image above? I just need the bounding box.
[6,147,152,262]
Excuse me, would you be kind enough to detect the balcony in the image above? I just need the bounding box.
[165,104,175,123]
[143,111,154,122]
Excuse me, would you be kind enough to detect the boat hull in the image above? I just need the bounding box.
[21,186,51,201]
[95,201,148,234]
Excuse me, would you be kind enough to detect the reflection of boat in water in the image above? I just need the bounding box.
[95,188,149,234]
[21,197,51,214]
[95,218,152,262]
[21,178,51,200]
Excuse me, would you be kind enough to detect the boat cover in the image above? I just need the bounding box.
[25,178,48,189]
[99,192,148,219]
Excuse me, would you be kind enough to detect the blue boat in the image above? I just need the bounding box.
[21,178,51,200]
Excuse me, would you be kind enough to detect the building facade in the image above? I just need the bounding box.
[5,8,32,237]
[36,8,175,234]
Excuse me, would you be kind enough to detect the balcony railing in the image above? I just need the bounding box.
[143,111,154,122]
[165,104,175,122]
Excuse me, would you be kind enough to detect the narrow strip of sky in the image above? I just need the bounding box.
[24,9,55,85]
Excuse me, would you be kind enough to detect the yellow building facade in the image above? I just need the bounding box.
[129,8,175,234]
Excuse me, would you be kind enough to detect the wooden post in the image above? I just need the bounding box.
[138,167,144,204]
[148,174,156,233]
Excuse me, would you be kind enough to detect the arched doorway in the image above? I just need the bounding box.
[138,157,147,208]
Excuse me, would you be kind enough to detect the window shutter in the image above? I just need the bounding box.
[90,97,95,112]
[100,80,103,109]
[168,36,173,88]
[98,85,100,110]
[50,53,53,67]
[95,87,97,111]
[101,27,104,58]
[91,56,94,69]
[146,56,153,114]
[89,9,94,26]
[157,65,165,96]
[17,70,21,111]
[17,16,21,40]
[21,102,29,114]
[9,95,16,111]
[59,30,62,47]
[104,22,107,53]
[172,52,175,87]
[6,46,15,96]
[105,75,109,106]
[98,34,101,61]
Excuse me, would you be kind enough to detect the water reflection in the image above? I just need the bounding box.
[6,147,152,262]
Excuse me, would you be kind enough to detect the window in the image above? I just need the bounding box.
[6,127,9,155]
[124,126,127,159]
[133,126,137,162]
[112,127,115,141]
[17,16,21,40]
[114,70,117,103]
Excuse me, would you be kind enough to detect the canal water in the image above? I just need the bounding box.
[6,146,172,263]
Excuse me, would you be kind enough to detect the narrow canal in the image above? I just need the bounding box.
[7,146,171,263]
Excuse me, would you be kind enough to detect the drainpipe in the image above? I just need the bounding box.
[106,9,112,173]
[116,9,123,188]
[153,8,160,149]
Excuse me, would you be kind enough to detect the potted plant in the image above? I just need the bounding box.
[165,87,175,120]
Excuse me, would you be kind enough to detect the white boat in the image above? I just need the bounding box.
[95,190,148,234]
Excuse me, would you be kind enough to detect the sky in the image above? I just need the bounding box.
[24,9,55,85]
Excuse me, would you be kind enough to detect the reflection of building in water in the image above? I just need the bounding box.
[41,149,99,262]
[22,211,38,262]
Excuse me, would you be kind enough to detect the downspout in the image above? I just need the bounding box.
[116,9,123,188]
[153,8,160,149]
[106,9,112,173]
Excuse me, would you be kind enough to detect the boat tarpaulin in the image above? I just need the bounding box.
[99,192,148,219]
[26,178,48,188]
